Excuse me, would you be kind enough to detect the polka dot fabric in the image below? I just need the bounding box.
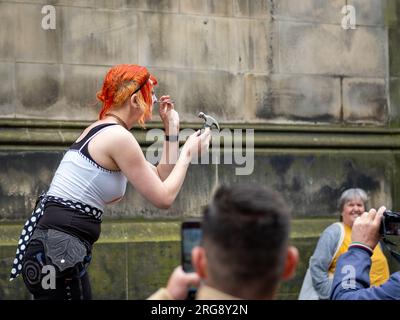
[9,193,103,281]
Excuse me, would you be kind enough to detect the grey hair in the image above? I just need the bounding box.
[338,188,368,212]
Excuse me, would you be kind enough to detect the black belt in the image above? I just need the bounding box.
[10,192,103,281]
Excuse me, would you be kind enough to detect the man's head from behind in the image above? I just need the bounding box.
[192,184,298,299]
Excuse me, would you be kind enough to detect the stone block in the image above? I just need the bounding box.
[139,13,271,73]
[14,63,64,118]
[250,74,341,123]
[138,12,186,68]
[89,242,128,299]
[63,64,109,120]
[389,77,400,126]
[389,27,400,77]
[233,0,271,18]
[62,7,138,65]
[0,63,15,116]
[128,241,179,299]
[0,3,16,62]
[343,78,388,123]
[0,151,62,220]
[0,246,31,299]
[180,0,233,16]
[347,0,386,26]
[176,70,245,122]
[14,3,62,63]
[279,21,387,77]
[230,19,272,72]
[273,0,345,24]
[183,16,228,70]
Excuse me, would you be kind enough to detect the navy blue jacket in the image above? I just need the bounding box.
[330,245,400,300]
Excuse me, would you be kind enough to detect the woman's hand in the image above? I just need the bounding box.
[158,95,179,135]
[181,128,211,163]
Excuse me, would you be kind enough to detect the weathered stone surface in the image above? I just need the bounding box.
[134,68,246,122]
[279,22,387,77]
[0,149,216,220]
[347,0,386,26]
[109,161,216,218]
[14,3,61,63]
[28,0,125,8]
[125,0,178,12]
[389,77,400,126]
[128,241,179,299]
[0,152,62,220]
[0,3,16,62]
[343,78,388,124]
[89,242,128,299]
[63,64,109,119]
[0,63,15,116]
[138,12,186,68]
[218,151,394,216]
[389,27,400,77]
[15,63,62,117]
[175,70,245,122]
[139,13,271,73]
[62,7,138,65]
[273,0,345,24]
[233,0,272,18]
[0,148,396,220]
[251,74,341,122]
[180,0,233,16]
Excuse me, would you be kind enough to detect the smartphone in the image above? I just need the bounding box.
[181,220,202,273]
[181,220,202,300]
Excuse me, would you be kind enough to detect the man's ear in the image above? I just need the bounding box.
[192,246,207,279]
[281,246,299,281]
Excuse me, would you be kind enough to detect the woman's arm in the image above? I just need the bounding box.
[109,126,210,209]
[309,223,342,299]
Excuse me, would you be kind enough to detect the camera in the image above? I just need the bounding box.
[380,210,400,236]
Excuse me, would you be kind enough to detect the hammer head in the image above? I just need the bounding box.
[198,112,220,131]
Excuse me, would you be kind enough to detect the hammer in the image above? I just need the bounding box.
[198,112,220,132]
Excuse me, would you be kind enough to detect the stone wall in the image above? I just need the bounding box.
[0,0,395,123]
[0,0,399,219]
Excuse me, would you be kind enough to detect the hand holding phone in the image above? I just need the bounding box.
[181,220,202,299]
[181,220,202,272]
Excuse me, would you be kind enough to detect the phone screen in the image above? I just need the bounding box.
[181,221,202,273]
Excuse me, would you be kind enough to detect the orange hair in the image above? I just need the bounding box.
[97,64,158,127]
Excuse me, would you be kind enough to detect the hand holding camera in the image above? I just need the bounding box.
[352,207,400,250]
[352,207,386,250]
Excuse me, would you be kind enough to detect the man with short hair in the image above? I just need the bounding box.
[149,184,299,300]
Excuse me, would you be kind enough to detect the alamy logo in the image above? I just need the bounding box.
[341,265,356,290]
[341,5,356,30]
[41,265,56,289]
[41,5,56,30]
[145,128,255,176]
